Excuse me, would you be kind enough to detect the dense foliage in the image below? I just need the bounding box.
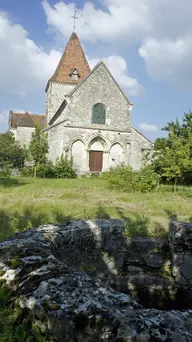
[0,132,24,178]
[21,155,77,179]
[152,111,192,187]
[28,126,49,178]
[104,163,159,193]
[55,154,77,179]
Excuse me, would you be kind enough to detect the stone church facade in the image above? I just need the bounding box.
[9,32,153,173]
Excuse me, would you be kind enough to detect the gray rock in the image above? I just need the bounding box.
[169,221,192,286]
[0,220,192,341]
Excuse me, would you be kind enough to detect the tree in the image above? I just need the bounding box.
[153,111,192,185]
[163,110,192,138]
[154,137,168,151]
[0,132,24,177]
[157,130,192,190]
[29,126,49,178]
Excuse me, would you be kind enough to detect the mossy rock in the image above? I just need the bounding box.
[8,259,22,269]
[80,262,97,273]
[0,270,6,277]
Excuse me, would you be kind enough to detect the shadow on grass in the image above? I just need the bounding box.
[0,208,71,242]
[114,207,149,237]
[0,178,29,189]
[95,205,111,219]
[164,209,178,222]
[165,209,192,225]
[95,205,150,237]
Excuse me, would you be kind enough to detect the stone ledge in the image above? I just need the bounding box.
[0,220,192,341]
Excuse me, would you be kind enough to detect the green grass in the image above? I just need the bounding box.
[0,177,192,241]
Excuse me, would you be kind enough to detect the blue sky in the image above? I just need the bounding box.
[0,0,192,141]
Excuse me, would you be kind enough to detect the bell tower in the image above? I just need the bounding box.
[45,32,90,124]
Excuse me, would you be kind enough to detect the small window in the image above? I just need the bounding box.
[92,103,106,125]
[70,68,79,80]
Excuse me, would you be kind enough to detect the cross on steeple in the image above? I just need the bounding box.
[71,7,79,31]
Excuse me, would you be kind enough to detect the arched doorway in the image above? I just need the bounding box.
[110,143,123,167]
[88,137,107,172]
[71,140,85,172]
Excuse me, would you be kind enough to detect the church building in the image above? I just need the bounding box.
[8,32,153,173]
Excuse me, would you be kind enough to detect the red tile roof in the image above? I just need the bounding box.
[48,32,90,86]
[10,112,47,129]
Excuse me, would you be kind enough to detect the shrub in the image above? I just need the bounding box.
[105,163,159,193]
[104,163,135,191]
[36,161,56,178]
[0,162,12,179]
[21,156,77,179]
[20,166,34,177]
[135,165,160,192]
[55,154,77,179]
[21,161,56,178]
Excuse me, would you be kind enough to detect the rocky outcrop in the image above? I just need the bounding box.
[169,221,192,286]
[0,220,192,341]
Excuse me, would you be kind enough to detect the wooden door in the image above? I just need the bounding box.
[89,151,103,172]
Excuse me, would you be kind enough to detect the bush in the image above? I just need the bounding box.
[0,163,12,179]
[105,163,159,193]
[104,163,135,191]
[135,165,160,192]
[36,161,56,178]
[55,154,77,179]
[21,156,77,179]
[20,166,34,177]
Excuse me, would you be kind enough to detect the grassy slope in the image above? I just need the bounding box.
[0,177,192,241]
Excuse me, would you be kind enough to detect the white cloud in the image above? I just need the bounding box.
[42,0,192,89]
[0,9,142,100]
[0,8,142,122]
[0,110,9,125]
[139,123,158,132]
[88,56,143,96]
[0,11,61,99]
[42,0,151,42]
[139,37,192,89]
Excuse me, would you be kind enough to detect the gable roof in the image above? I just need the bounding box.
[47,61,134,126]
[47,32,90,88]
[131,126,154,145]
[49,100,67,126]
[9,112,47,129]
[68,61,134,106]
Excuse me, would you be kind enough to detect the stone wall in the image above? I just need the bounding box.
[46,81,75,123]
[130,127,153,171]
[47,124,152,171]
[15,126,35,147]
[47,124,132,170]
[56,63,131,132]
[46,63,152,171]
[0,220,192,341]
[50,220,192,310]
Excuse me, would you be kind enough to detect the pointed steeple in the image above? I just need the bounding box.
[50,32,90,85]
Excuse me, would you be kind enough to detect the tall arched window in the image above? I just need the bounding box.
[92,103,106,125]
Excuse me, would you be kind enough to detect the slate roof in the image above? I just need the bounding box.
[47,32,90,87]
[9,112,47,129]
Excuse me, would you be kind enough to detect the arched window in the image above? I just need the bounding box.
[92,103,106,125]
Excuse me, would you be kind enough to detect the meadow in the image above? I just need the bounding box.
[0,176,192,241]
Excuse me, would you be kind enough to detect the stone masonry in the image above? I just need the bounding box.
[0,220,192,341]
[9,32,153,172]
